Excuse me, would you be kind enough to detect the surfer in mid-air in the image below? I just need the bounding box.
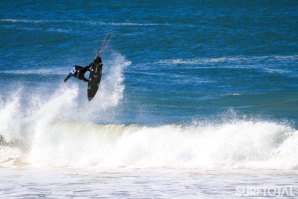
[64,56,102,83]
[64,32,112,101]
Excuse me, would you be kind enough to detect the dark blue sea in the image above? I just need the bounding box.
[0,1,298,198]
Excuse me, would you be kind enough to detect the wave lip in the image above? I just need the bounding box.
[26,121,298,170]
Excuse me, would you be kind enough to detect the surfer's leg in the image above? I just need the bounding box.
[86,64,92,72]
[75,66,84,79]
[82,77,89,82]
[76,70,83,79]
[80,67,87,74]
[80,65,92,75]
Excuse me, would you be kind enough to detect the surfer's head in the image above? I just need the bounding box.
[94,56,102,63]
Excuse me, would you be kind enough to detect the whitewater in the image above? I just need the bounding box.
[0,53,296,170]
[2,121,298,170]
[1,53,298,198]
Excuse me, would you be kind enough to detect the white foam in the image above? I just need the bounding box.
[0,18,81,24]
[1,82,297,171]
[158,55,298,65]
[0,92,21,141]
[0,18,44,23]
[108,22,163,26]
[1,68,66,75]
[263,68,291,75]
[91,52,131,109]
[23,121,297,170]
[1,119,293,170]
[274,55,298,59]
[0,18,166,26]
[0,146,23,167]
[1,53,297,170]
[157,57,242,65]
[1,92,297,170]
[0,52,130,143]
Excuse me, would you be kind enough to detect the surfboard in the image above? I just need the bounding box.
[87,33,112,101]
[87,63,103,101]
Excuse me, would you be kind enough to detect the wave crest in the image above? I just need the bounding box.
[1,120,297,170]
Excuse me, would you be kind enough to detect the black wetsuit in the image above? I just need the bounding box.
[64,65,90,82]
[64,57,102,83]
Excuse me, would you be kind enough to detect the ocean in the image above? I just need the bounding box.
[0,1,298,198]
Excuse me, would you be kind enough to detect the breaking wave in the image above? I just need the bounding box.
[0,52,297,170]
[0,52,130,150]
[1,118,297,170]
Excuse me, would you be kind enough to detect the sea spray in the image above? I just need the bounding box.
[87,52,131,110]
[0,53,131,167]
[0,91,21,141]
[23,121,298,169]
[0,52,130,140]
[2,100,298,170]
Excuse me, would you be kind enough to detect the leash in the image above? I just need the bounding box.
[97,32,112,57]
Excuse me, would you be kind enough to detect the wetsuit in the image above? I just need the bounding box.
[87,57,102,70]
[64,65,91,82]
[64,57,102,83]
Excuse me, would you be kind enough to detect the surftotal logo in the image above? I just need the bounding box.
[235,186,295,197]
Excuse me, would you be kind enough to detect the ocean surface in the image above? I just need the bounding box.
[1,1,298,198]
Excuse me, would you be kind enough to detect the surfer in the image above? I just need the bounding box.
[64,56,102,83]
[64,33,111,101]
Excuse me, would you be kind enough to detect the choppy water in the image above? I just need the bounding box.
[1,1,298,198]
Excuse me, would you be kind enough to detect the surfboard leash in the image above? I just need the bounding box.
[97,32,112,57]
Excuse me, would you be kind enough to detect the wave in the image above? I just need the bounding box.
[0,52,297,170]
[0,52,129,138]
[157,55,298,77]
[0,18,47,23]
[0,53,130,168]
[158,55,298,65]
[1,80,297,170]
[1,18,166,34]
[0,18,98,25]
[0,18,166,26]
[108,22,164,26]
[1,118,297,170]
[0,68,66,75]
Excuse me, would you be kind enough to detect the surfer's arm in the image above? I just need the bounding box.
[87,62,93,68]
[64,73,72,82]
[83,63,93,72]
[82,77,89,82]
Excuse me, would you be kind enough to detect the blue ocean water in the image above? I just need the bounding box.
[1,1,297,126]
